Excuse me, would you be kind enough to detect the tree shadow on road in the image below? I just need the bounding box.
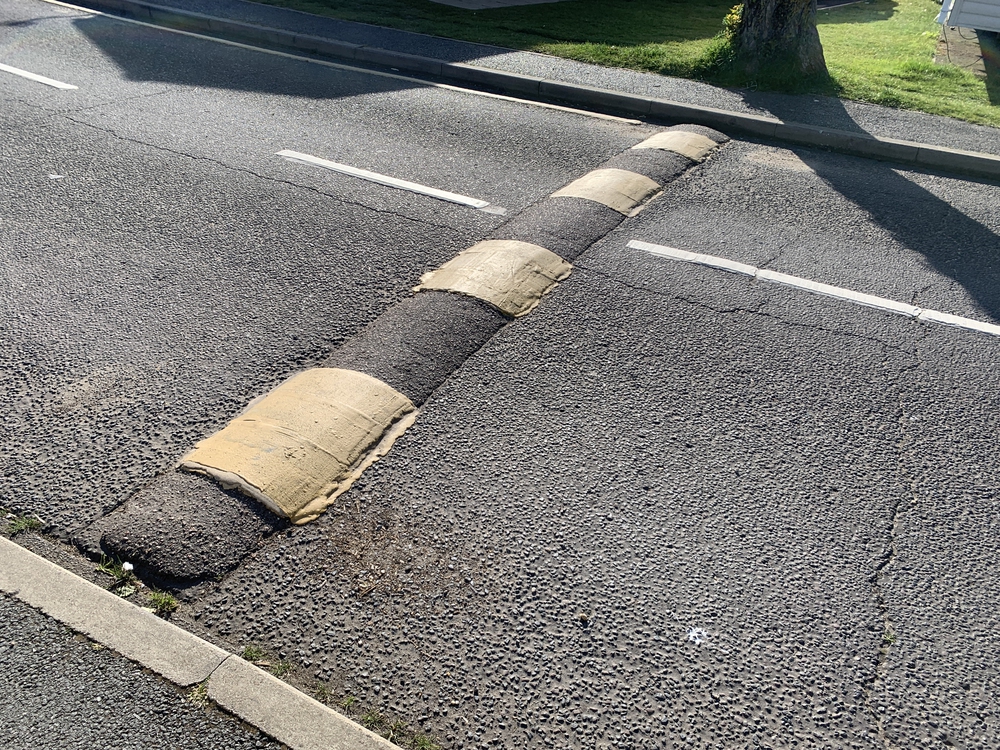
[72,13,419,101]
[740,90,1000,321]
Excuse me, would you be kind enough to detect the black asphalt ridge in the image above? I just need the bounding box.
[86,127,729,582]
[323,291,507,406]
[488,197,624,262]
[80,471,286,582]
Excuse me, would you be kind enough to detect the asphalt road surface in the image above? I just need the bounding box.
[3,1,1000,749]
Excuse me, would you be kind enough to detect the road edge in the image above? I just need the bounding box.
[53,0,1000,182]
[0,535,396,750]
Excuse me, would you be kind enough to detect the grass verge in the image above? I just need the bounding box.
[253,0,1000,127]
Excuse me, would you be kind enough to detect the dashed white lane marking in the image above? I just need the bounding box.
[629,239,1000,338]
[40,0,641,125]
[0,62,77,90]
[277,149,504,213]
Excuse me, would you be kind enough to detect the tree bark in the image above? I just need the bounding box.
[734,0,828,78]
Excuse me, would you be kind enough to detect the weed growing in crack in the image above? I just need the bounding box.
[189,680,209,708]
[5,515,42,536]
[240,645,266,662]
[96,555,140,598]
[346,702,442,749]
[269,661,294,678]
[148,590,178,616]
[340,695,359,710]
[412,735,442,750]
[313,684,335,704]
[360,709,389,734]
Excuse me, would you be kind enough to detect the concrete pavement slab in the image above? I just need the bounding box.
[208,655,394,750]
[0,593,281,750]
[0,538,228,687]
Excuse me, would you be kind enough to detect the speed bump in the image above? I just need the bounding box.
[414,239,572,317]
[550,168,660,215]
[632,131,718,162]
[179,368,416,525]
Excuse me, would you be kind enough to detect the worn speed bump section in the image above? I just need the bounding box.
[179,368,415,525]
[415,239,572,317]
[632,130,720,162]
[551,168,660,215]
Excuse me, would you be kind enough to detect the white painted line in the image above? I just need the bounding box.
[755,268,921,318]
[630,239,1000,338]
[277,149,501,212]
[0,62,77,90]
[917,308,1000,337]
[629,240,756,277]
[39,0,640,125]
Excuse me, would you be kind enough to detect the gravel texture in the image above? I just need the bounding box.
[0,593,281,750]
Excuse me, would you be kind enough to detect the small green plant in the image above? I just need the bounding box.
[269,660,294,678]
[313,684,334,704]
[189,680,209,707]
[340,695,359,710]
[360,709,388,733]
[412,735,442,750]
[5,515,42,536]
[241,645,266,662]
[883,630,898,645]
[96,555,136,583]
[148,590,178,616]
[96,555,139,598]
[386,719,407,742]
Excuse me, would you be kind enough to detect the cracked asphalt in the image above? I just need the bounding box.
[3,1,1000,748]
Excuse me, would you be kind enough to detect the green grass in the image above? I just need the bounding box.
[240,645,267,662]
[4,515,42,536]
[148,590,179,616]
[254,0,1000,127]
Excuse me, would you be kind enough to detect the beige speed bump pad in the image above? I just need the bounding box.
[632,131,718,162]
[550,168,660,215]
[414,239,572,317]
[180,368,416,525]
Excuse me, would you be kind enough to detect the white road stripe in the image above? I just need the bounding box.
[0,62,77,90]
[628,239,1000,338]
[40,0,641,125]
[277,149,502,212]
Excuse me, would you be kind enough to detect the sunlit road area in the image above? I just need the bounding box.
[3,1,1000,748]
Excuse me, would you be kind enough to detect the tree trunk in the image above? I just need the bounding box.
[734,0,828,78]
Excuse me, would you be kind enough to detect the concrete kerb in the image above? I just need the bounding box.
[0,536,395,750]
[68,0,1000,182]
